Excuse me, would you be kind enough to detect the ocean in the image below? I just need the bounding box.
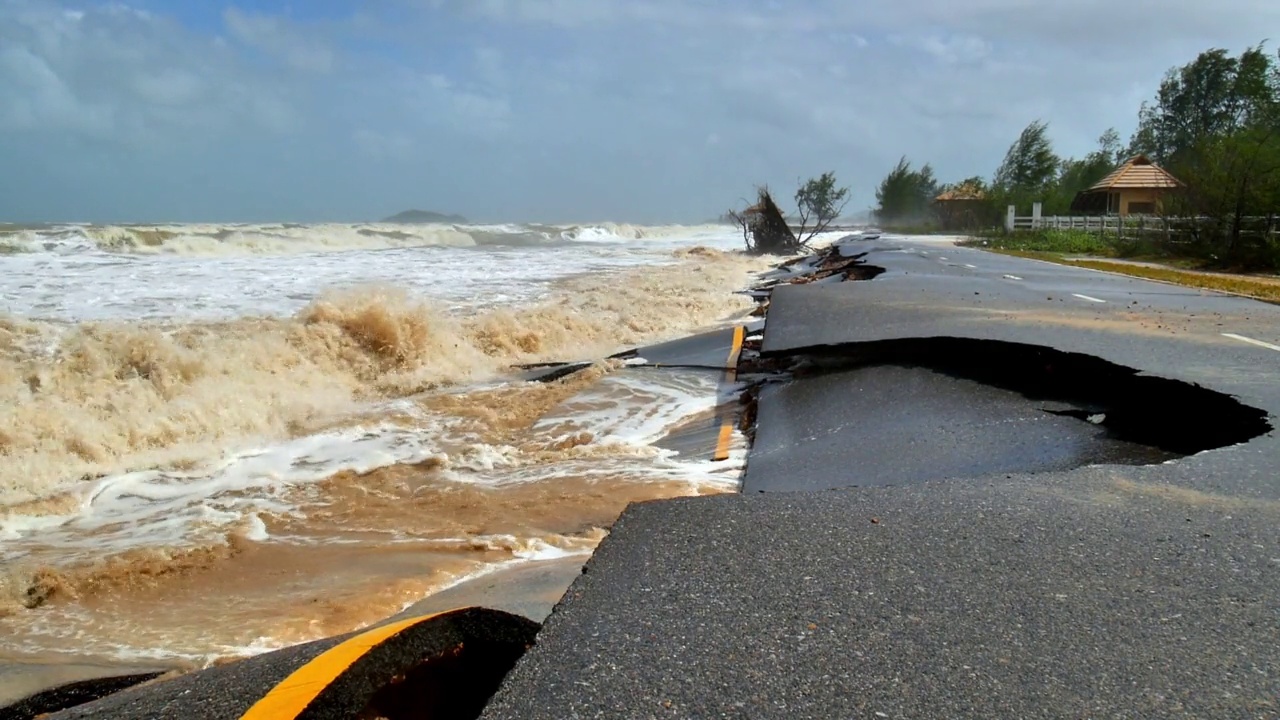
[0,221,774,668]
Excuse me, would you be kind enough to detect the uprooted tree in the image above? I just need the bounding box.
[727,172,850,254]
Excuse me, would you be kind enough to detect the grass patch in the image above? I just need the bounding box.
[960,229,1119,256]
[1063,260,1280,303]
[978,248,1280,304]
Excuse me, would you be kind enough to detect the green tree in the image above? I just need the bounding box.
[1133,44,1280,265]
[1096,127,1126,166]
[794,171,851,243]
[992,120,1060,210]
[1046,129,1123,214]
[1129,45,1279,163]
[943,176,988,195]
[874,157,939,224]
[1172,124,1280,261]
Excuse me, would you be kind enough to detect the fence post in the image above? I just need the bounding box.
[1032,202,1042,230]
[1005,205,1016,233]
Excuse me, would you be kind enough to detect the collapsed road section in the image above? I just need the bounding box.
[13,234,1280,718]
[739,336,1271,493]
[481,235,1280,719]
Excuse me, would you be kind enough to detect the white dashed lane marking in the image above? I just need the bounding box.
[1072,293,1106,303]
[1222,333,1280,352]
[1002,274,1022,281]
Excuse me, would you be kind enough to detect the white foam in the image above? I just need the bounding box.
[534,370,722,447]
[0,417,451,561]
[0,223,744,322]
[241,513,270,542]
[0,367,746,563]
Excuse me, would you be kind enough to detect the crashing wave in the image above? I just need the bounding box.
[3,221,730,257]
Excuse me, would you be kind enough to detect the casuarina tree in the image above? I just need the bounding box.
[992,120,1060,207]
[874,157,939,225]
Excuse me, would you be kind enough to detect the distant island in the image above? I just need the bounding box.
[381,209,469,224]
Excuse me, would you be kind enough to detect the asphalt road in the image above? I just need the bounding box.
[482,236,1280,719]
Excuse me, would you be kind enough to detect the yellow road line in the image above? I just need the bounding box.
[726,325,745,380]
[727,325,747,366]
[713,420,734,462]
[712,326,746,461]
[240,611,448,720]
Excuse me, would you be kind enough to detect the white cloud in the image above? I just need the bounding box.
[131,68,204,106]
[0,1,304,145]
[354,129,414,158]
[898,33,994,65]
[473,46,505,88]
[443,0,817,32]
[395,70,512,135]
[0,44,114,134]
[223,7,335,73]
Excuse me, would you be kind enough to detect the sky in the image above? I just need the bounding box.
[1,0,1277,224]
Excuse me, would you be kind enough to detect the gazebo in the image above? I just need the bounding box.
[934,181,987,230]
[1069,155,1182,216]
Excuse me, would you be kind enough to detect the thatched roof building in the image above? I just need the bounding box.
[1069,155,1182,216]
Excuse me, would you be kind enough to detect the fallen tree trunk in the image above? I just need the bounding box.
[730,188,805,255]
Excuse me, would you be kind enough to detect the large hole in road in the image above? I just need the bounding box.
[739,338,1272,492]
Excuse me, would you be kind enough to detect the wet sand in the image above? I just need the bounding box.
[0,555,587,707]
[0,660,180,708]
[392,556,586,623]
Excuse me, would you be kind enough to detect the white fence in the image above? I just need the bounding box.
[1004,203,1279,240]
[1004,203,1158,232]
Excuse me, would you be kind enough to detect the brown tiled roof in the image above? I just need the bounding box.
[1088,155,1182,191]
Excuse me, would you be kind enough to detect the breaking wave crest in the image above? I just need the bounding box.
[0,248,765,504]
[0,225,763,664]
[1,221,728,256]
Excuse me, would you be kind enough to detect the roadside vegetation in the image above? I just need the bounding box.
[1067,261,1280,303]
[871,42,1280,273]
[960,228,1280,303]
[963,229,1118,256]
